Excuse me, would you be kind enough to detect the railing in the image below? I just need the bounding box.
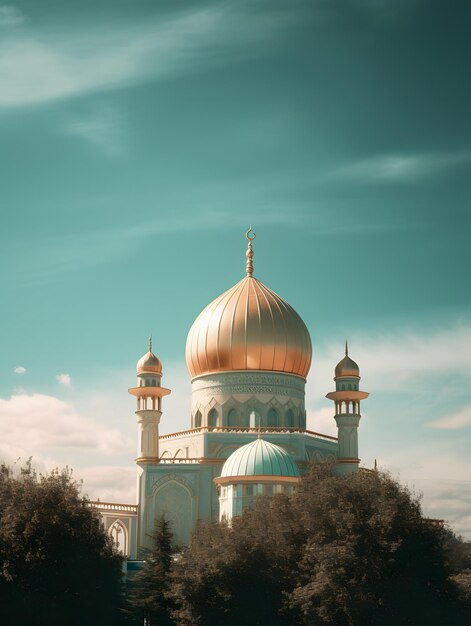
[89,501,138,513]
[158,457,216,464]
[160,426,337,442]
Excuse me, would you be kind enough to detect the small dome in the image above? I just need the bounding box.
[335,342,359,377]
[137,350,162,374]
[220,439,300,479]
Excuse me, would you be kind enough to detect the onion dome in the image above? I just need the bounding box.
[220,439,300,479]
[136,336,162,374]
[335,341,360,378]
[185,228,312,380]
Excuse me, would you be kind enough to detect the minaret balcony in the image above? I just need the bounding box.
[326,390,369,402]
[128,386,171,398]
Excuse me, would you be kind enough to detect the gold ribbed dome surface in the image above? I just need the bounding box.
[185,275,312,380]
[137,337,162,374]
[335,342,359,377]
[335,355,359,377]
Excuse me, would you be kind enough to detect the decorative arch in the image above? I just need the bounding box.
[109,520,128,555]
[267,407,279,427]
[160,450,171,459]
[227,408,238,427]
[285,408,295,428]
[194,410,202,428]
[173,449,185,459]
[149,478,193,545]
[207,408,219,429]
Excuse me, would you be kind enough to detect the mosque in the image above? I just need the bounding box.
[94,229,369,560]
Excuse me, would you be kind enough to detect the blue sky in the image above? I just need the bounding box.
[1,0,471,536]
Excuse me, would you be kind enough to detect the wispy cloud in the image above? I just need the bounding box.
[1,200,306,285]
[307,322,471,404]
[333,152,471,182]
[0,5,24,26]
[428,404,471,430]
[0,4,282,107]
[63,105,125,157]
[14,365,26,374]
[56,373,72,387]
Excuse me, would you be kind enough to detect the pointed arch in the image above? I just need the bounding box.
[109,520,128,556]
[208,408,219,429]
[267,407,279,427]
[227,408,238,427]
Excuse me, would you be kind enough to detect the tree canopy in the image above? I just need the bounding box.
[0,462,123,626]
[169,466,471,626]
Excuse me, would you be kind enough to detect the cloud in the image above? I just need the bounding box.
[306,407,337,437]
[0,4,282,107]
[0,5,24,26]
[376,442,471,539]
[1,199,304,286]
[14,365,26,374]
[333,152,471,182]
[78,465,136,503]
[0,393,133,463]
[428,404,471,430]
[56,373,71,386]
[63,105,125,156]
[307,322,471,402]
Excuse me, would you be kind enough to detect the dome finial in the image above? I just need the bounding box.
[149,335,153,352]
[345,339,348,356]
[245,225,256,277]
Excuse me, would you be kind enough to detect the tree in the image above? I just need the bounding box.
[126,515,175,625]
[287,466,465,625]
[169,465,471,626]
[0,462,123,626]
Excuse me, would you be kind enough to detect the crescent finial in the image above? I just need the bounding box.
[245,226,256,276]
[246,225,256,242]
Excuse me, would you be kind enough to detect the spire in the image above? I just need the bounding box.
[149,335,153,352]
[245,226,256,277]
[345,339,349,356]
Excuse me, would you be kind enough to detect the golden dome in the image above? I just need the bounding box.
[185,274,312,380]
[335,341,360,377]
[137,337,162,374]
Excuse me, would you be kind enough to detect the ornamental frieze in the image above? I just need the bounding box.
[192,371,305,392]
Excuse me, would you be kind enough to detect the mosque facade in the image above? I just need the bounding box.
[94,230,368,560]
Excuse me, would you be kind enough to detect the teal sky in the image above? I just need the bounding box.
[1,1,471,536]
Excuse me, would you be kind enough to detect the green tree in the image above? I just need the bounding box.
[126,515,175,625]
[0,462,123,626]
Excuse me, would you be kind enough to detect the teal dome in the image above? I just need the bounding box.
[220,439,300,479]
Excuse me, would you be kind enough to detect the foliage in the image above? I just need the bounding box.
[0,461,123,626]
[126,515,176,625]
[168,465,471,626]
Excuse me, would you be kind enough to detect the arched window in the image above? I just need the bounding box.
[249,410,262,429]
[227,409,238,427]
[208,408,219,429]
[194,411,202,428]
[342,384,346,390]
[285,409,294,428]
[109,521,127,555]
[348,383,352,390]
[267,408,279,427]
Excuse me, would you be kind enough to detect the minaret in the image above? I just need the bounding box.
[326,341,369,476]
[128,337,171,462]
